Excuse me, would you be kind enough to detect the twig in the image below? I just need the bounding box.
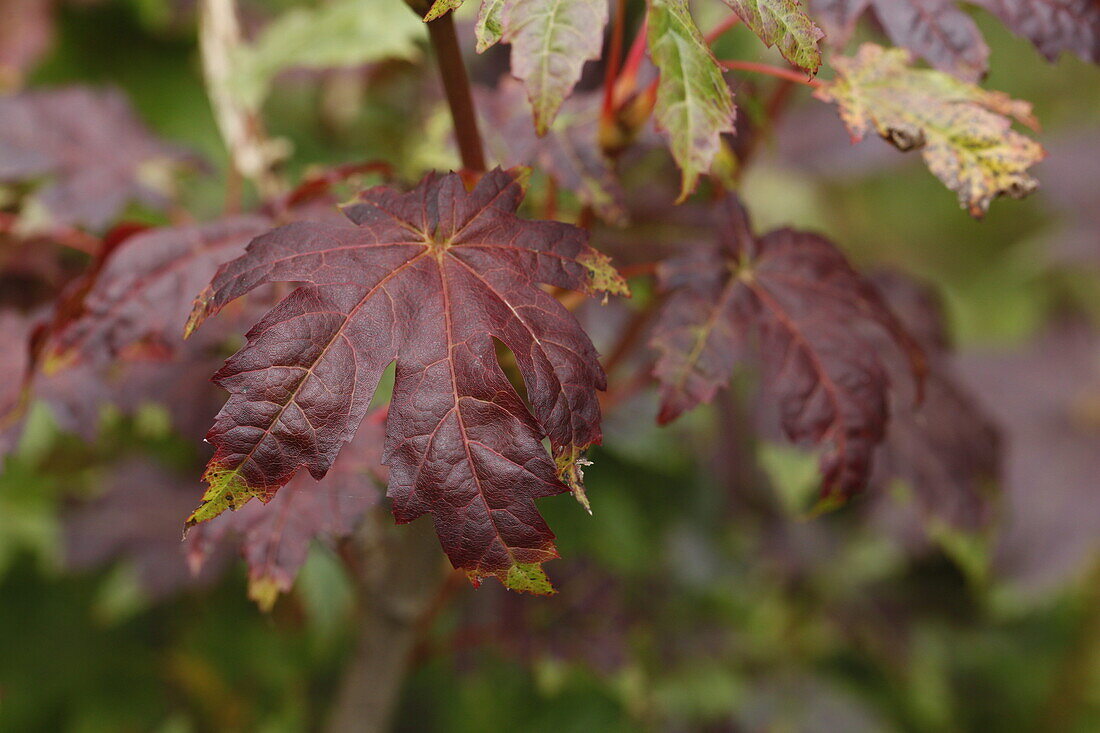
[611,18,649,107]
[412,5,487,173]
[326,513,450,733]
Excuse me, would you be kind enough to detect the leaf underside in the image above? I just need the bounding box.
[810,0,989,81]
[476,0,508,52]
[187,409,388,610]
[234,0,425,109]
[722,0,824,74]
[869,272,1000,531]
[811,0,1099,76]
[502,0,609,135]
[477,79,627,225]
[647,0,737,201]
[186,169,627,592]
[650,194,925,503]
[973,0,1100,65]
[46,217,270,369]
[815,43,1045,217]
[0,87,193,231]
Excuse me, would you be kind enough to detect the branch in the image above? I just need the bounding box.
[326,511,450,733]
[198,0,286,198]
[406,2,487,173]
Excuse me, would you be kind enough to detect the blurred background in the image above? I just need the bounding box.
[0,0,1099,730]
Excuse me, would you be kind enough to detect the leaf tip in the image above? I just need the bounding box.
[674,173,697,205]
[556,446,593,513]
[506,165,533,194]
[801,491,848,520]
[248,575,283,612]
[40,344,76,376]
[578,251,630,298]
[503,562,556,594]
[187,464,267,526]
[184,289,215,338]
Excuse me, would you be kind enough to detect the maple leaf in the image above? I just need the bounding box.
[476,0,508,52]
[647,0,737,201]
[452,0,607,132]
[809,0,990,81]
[42,217,270,369]
[814,43,1045,217]
[870,272,1000,531]
[185,169,628,592]
[0,87,195,232]
[6,329,242,456]
[477,79,627,224]
[187,410,388,610]
[973,0,1100,65]
[722,0,825,74]
[500,0,608,135]
[650,194,923,502]
[64,460,232,600]
[1035,130,1100,267]
[424,0,465,21]
[957,324,1100,596]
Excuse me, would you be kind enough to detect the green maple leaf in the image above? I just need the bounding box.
[722,0,823,73]
[647,0,736,201]
[815,43,1045,217]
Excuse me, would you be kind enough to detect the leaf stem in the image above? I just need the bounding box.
[704,14,741,45]
[617,261,657,278]
[416,7,487,173]
[615,17,649,104]
[719,59,820,88]
[0,212,100,256]
[601,0,628,118]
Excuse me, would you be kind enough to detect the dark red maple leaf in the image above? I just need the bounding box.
[870,271,1000,531]
[811,0,1100,77]
[186,409,388,610]
[957,323,1100,597]
[185,169,628,592]
[64,460,232,600]
[44,216,271,368]
[972,0,1100,64]
[650,194,923,503]
[810,0,990,81]
[0,87,195,232]
[476,79,627,225]
[41,160,377,369]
